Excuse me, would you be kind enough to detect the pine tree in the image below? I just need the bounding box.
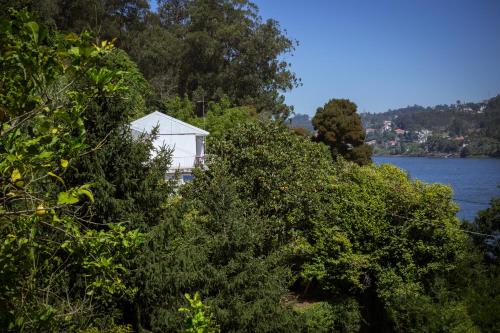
[134,164,302,332]
[64,49,173,230]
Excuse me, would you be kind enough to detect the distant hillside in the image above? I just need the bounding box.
[360,95,500,157]
[288,96,500,158]
[288,114,315,132]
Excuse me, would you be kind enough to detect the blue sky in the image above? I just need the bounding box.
[253,0,500,114]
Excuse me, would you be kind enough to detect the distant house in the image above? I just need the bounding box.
[130,111,209,180]
[417,129,432,143]
[382,120,392,131]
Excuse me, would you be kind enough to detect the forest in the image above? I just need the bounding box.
[1,1,500,332]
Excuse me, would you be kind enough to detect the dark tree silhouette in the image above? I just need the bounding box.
[312,98,372,165]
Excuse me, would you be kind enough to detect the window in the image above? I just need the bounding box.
[182,174,194,182]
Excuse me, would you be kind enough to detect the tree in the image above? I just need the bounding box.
[55,28,178,329]
[312,99,372,165]
[134,163,302,332]
[145,0,299,115]
[22,0,150,44]
[308,160,475,331]
[460,198,500,332]
[62,47,174,231]
[0,10,143,330]
[469,197,500,265]
[15,0,299,115]
[196,122,478,331]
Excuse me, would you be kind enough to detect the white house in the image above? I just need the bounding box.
[382,120,392,131]
[417,129,432,144]
[130,111,209,179]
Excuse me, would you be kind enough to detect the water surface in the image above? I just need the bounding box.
[373,156,500,221]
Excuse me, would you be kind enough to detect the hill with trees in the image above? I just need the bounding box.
[1,4,500,333]
[288,113,315,132]
[360,97,500,157]
[289,96,500,157]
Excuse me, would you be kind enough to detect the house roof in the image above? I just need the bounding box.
[130,111,209,136]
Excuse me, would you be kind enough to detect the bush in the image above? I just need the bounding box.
[296,299,361,333]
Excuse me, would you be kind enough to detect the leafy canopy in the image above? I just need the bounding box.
[313,98,372,165]
[0,9,144,331]
[19,0,300,115]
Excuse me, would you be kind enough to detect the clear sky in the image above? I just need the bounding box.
[253,0,500,114]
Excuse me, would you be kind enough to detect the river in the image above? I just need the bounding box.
[373,156,500,221]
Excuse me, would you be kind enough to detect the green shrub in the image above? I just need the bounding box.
[296,299,361,333]
[79,324,134,333]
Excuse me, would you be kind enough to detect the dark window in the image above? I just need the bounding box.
[182,174,194,182]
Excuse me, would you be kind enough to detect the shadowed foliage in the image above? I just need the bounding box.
[312,99,372,165]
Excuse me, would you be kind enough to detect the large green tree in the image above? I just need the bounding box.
[462,198,500,332]
[134,164,302,332]
[2,0,150,43]
[0,10,143,331]
[11,0,299,115]
[471,197,500,264]
[63,47,174,231]
[169,0,298,115]
[312,98,372,165]
[198,122,480,331]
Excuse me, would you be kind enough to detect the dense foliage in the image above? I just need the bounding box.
[0,10,145,330]
[12,0,299,116]
[134,162,301,332]
[199,122,487,331]
[62,47,174,231]
[461,198,500,332]
[469,198,500,265]
[1,5,500,333]
[312,99,372,165]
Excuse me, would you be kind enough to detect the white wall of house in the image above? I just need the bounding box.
[153,134,196,170]
[130,111,209,173]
